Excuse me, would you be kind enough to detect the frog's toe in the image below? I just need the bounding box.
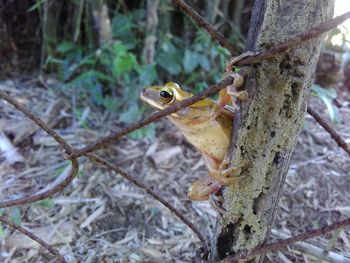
[225,51,256,73]
[188,176,222,201]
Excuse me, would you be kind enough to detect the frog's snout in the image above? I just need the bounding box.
[140,88,147,96]
[140,88,149,99]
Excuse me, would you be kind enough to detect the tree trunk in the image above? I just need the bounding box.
[213,0,334,260]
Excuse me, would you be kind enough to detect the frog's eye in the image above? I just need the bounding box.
[159,88,173,104]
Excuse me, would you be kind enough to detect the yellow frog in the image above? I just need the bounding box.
[140,74,245,200]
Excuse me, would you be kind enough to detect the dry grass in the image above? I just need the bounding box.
[0,77,349,262]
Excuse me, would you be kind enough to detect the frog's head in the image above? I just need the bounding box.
[140,82,192,110]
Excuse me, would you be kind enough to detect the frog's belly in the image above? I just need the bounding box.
[177,121,231,161]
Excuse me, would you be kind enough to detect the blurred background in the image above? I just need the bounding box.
[1,0,350,262]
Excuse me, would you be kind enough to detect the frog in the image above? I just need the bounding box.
[140,73,246,200]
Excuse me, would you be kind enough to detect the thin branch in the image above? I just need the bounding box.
[0,159,79,208]
[171,0,238,55]
[0,91,73,153]
[67,76,234,159]
[0,216,67,263]
[227,217,350,262]
[307,107,350,156]
[88,153,210,256]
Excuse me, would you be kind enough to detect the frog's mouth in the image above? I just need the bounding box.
[140,88,166,110]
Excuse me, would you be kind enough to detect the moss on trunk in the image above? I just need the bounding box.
[214,0,334,260]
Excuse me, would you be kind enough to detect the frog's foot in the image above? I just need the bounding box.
[188,176,222,201]
[226,79,248,110]
[225,51,256,73]
[211,159,249,185]
[227,84,249,101]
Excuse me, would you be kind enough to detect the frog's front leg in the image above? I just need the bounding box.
[214,72,246,118]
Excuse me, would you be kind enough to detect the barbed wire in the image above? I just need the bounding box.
[0,1,350,262]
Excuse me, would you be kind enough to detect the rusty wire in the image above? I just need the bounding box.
[0,216,67,263]
[88,153,210,254]
[0,1,350,262]
[307,107,350,156]
[170,0,350,261]
[0,89,209,257]
[226,217,350,262]
[66,76,234,159]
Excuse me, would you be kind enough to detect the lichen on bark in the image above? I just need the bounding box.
[214,0,334,260]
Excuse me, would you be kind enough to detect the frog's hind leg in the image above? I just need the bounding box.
[188,176,222,201]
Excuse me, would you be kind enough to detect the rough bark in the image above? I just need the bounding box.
[213,0,334,260]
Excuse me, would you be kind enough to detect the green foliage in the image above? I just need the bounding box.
[48,8,228,140]
[311,84,341,123]
[157,41,182,75]
[0,223,5,240]
[10,207,21,225]
[36,198,55,208]
[0,209,3,239]
[28,0,48,12]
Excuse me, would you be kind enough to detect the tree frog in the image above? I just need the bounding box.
[140,74,246,200]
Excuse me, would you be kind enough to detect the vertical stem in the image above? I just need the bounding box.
[142,0,159,64]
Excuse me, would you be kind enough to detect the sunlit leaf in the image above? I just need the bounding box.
[113,53,136,77]
[57,42,76,53]
[10,208,21,225]
[28,0,47,12]
[129,124,156,139]
[36,198,55,208]
[311,84,341,123]
[0,223,5,239]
